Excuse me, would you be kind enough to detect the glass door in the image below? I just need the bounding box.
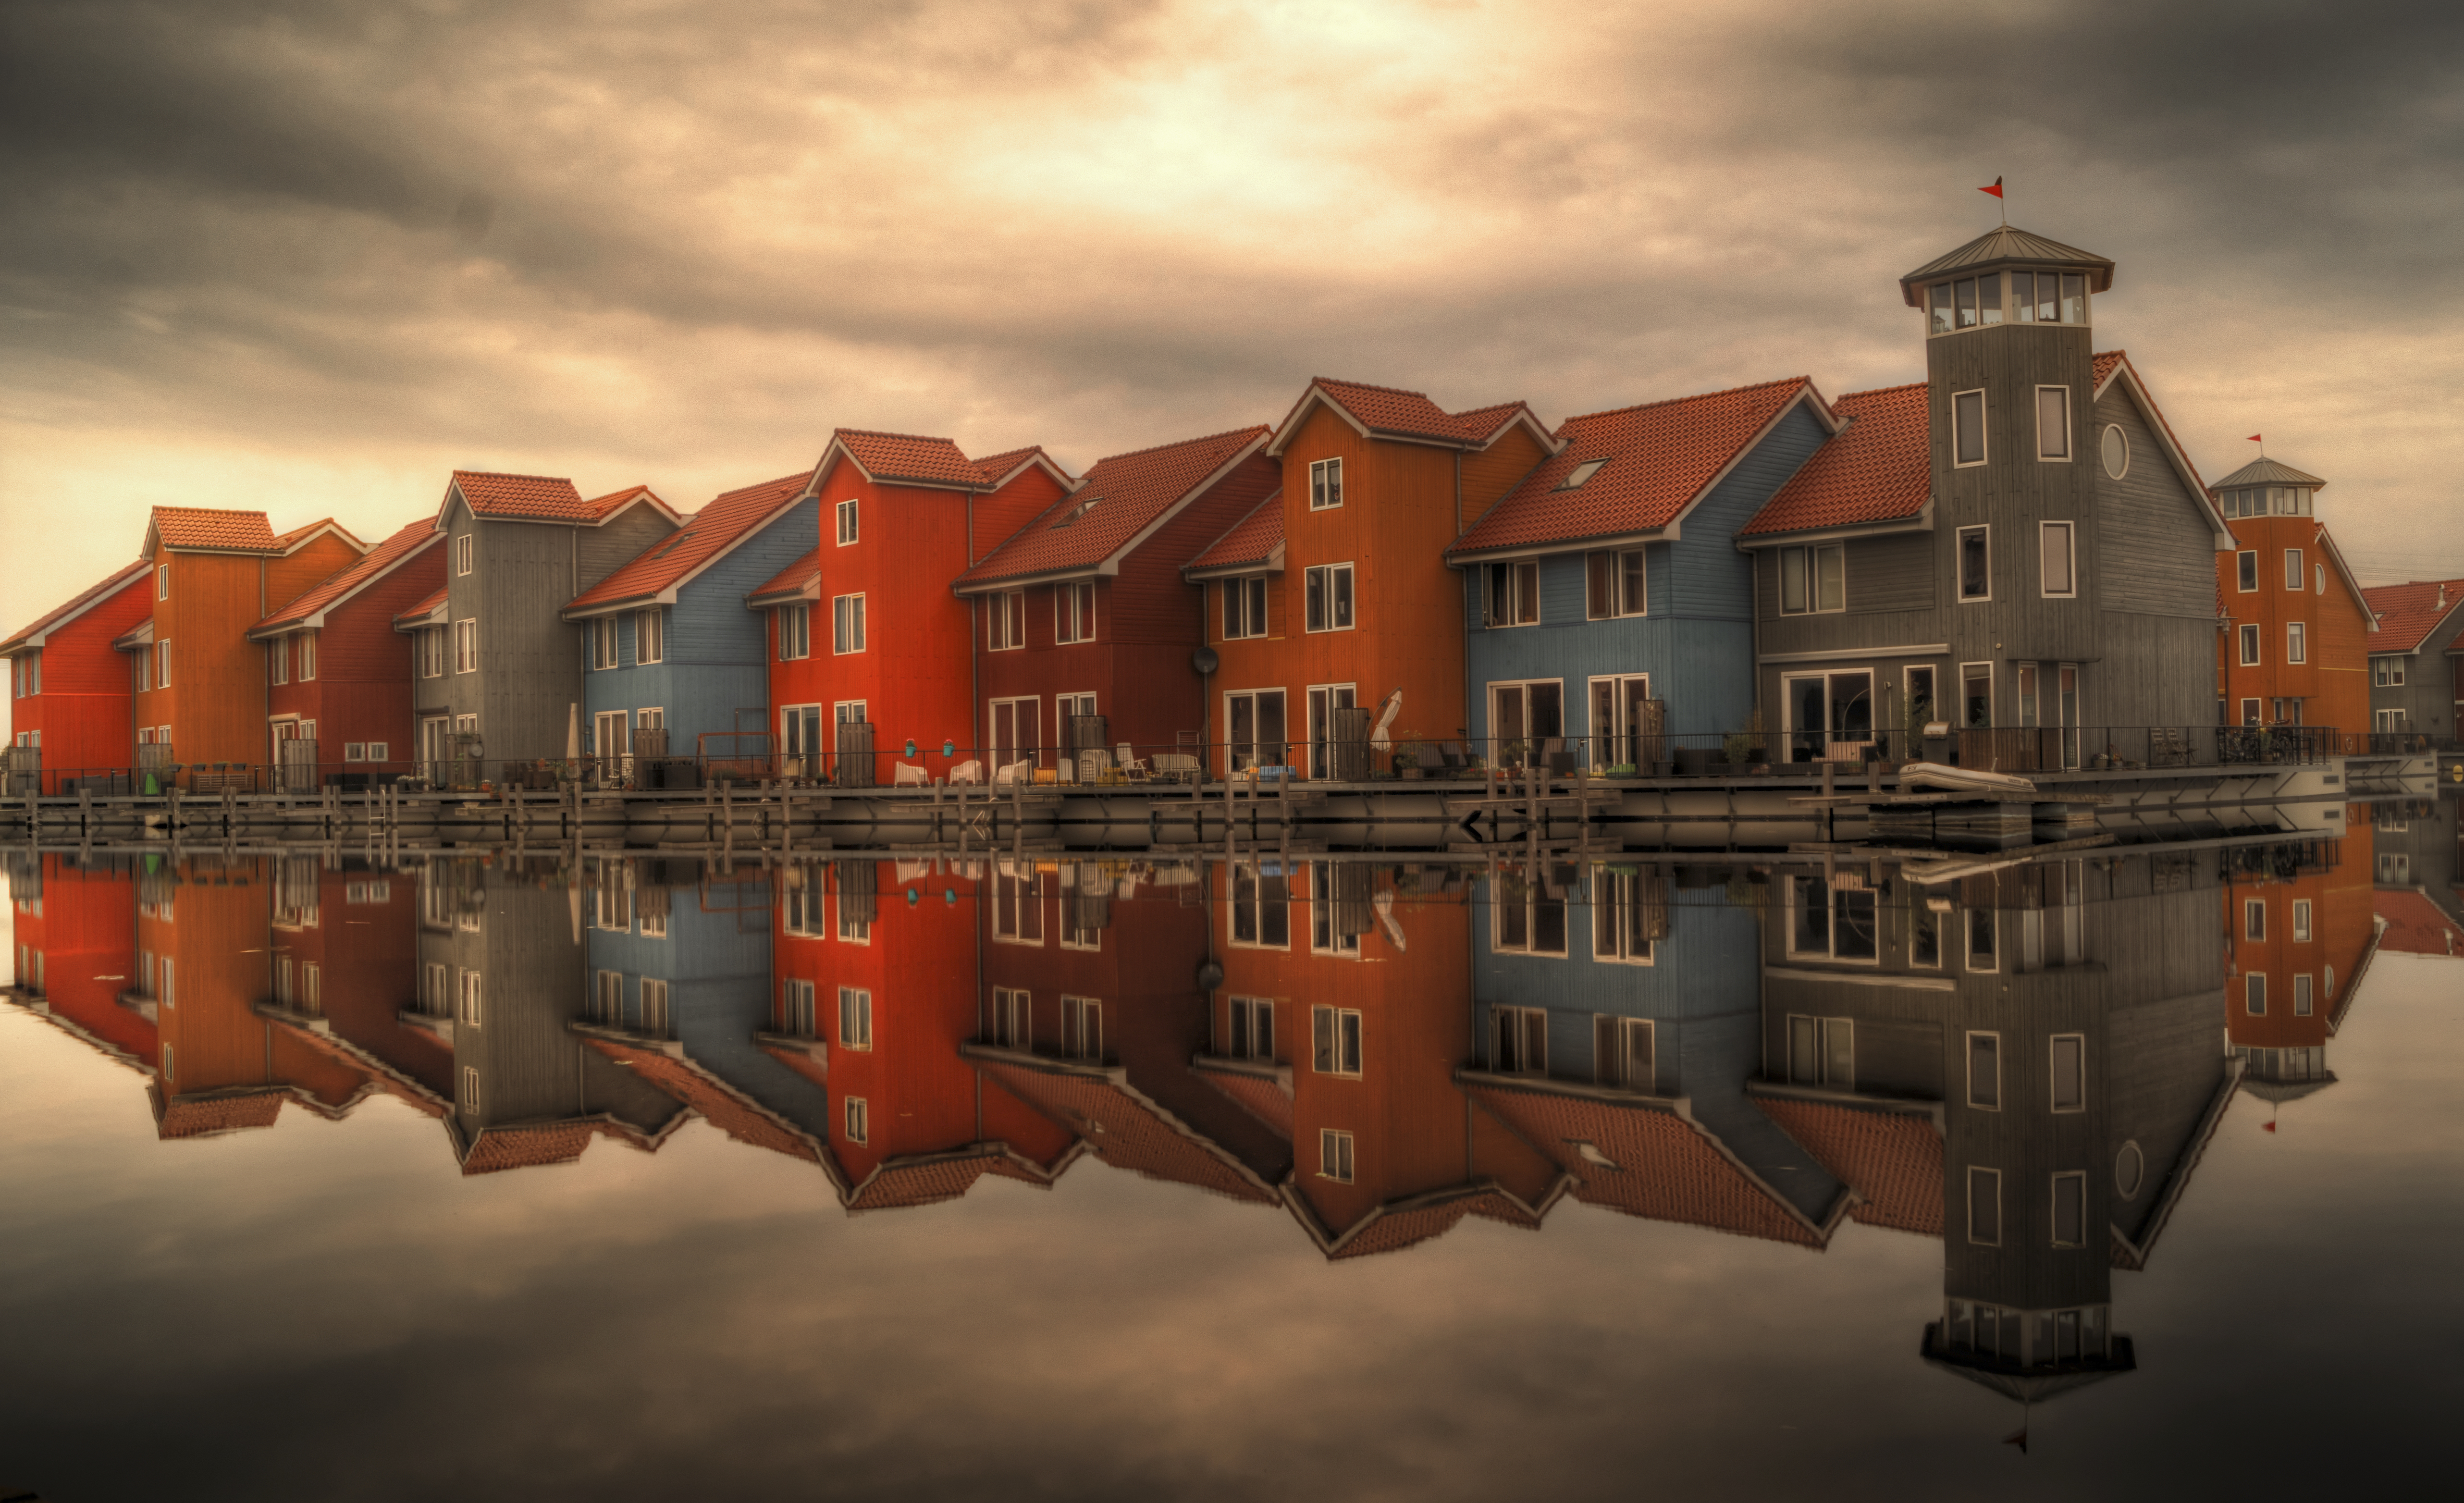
[1226,690,1285,773]
[2057,665,2079,769]
[1306,684,1356,778]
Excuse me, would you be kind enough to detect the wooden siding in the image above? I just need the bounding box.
[2215,512,2374,738]
[1457,425,1551,532]
[2094,384,2215,620]
[262,539,443,769]
[577,505,682,594]
[266,533,364,616]
[8,571,150,776]
[154,552,271,766]
[1845,530,1937,615]
[2370,605,2464,738]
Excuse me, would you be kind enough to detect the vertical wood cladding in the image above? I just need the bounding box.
[1847,531,1938,615]
[1458,425,1550,530]
[160,552,271,765]
[2093,385,2214,619]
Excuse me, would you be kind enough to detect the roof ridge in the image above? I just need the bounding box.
[1312,375,1436,401]
[454,468,574,483]
[1083,424,1271,470]
[837,426,961,445]
[1561,375,1810,426]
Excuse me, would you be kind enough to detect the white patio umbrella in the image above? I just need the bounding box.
[566,702,581,762]
[1369,687,1404,752]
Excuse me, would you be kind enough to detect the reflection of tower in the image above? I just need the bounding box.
[2224,822,2378,1113]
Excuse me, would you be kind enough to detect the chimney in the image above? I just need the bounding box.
[2439,583,2449,610]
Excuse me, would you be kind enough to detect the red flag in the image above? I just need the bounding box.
[2262,1121,2277,1134]
[2248,434,2264,443]
[1980,177,2004,199]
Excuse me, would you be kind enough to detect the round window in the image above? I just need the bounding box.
[2115,1140,2145,1200]
[2101,423,2130,479]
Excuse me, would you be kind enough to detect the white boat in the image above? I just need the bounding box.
[1896,760,2038,796]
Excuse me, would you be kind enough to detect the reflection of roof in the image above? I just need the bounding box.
[1454,378,1819,557]
[1292,1181,1554,1261]
[1190,1058,1294,1139]
[253,519,443,633]
[148,1084,289,1139]
[2374,890,2463,956]
[460,1121,601,1175]
[958,427,1270,589]
[1739,383,1928,538]
[567,472,808,613]
[0,559,151,653]
[2363,579,2464,654]
[1922,1330,2137,1404]
[971,1048,1281,1205]
[2110,1056,2243,1272]
[581,1038,825,1165]
[843,1143,1072,1213]
[1751,1093,1943,1236]
[1184,493,1284,577]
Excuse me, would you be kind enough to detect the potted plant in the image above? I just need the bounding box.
[1393,745,1423,779]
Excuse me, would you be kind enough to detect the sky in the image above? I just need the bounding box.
[4,0,2462,662]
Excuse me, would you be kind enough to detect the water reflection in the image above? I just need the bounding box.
[7,793,2461,1433]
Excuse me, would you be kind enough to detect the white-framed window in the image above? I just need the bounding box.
[1910,900,1946,968]
[421,962,448,1013]
[593,969,625,1024]
[1952,388,1987,467]
[460,1066,479,1111]
[1302,685,1357,780]
[1787,875,1879,962]
[2040,521,2076,597]
[2236,550,2258,592]
[1777,544,1845,615]
[1957,525,1991,602]
[2050,1034,2085,1113]
[1318,1128,1355,1182]
[836,888,871,944]
[157,640,172,687]
[2246,973,2267,1015]
[1060,995,1103,1059]
[2286,622,2306,664]
[454,619,478,673]
[1586,548,1646,619]
[1311,1004,1363,1077]
[639,977,670,1037]
[1230,863,1290,948]
[454,532,474,576]
[637,609,663,665]
[1060,888,1101,952]
[1595,1016,1654,1090]
[270,639,289,685]
[591,618,618,670]
[777,603,810,660]
[1485,560,1540,627]
[2242,698,2264,727]
[458,969,483,1028]
[2292,898,2313,943]
[844,1096,869,1144]
[836,498,859,546]
[2101,423,2129,478]
[1223,688,1286,773]
[2277,548,2304,591]
[2035,386,2072,460]
[1056,581,1096,644]
[1592,869,1657,964]
[2294,973,2314,1017]
[1227,995,1274,1060]
[1303,563,1355,632]
[157,563,172,599]
[1493,1002,1547,1075]
[2239,624,2262,667]
[160,957,175,1007]
[1786,1014,1854,1088]
[1967,1166,2002,1245]
[2243,898,2266,942]
[838,986,873,1050]
[2051,1171,2087,1248]
[783,979,817,1036]
[418,628,444,678]
[1220,576,1268,640]
[297,634,315,681]
[988,591,1026,651]
[991,986,1029,1047]
[993,868,1043,944]
[832,594,866,654]
[1309,456,1343,510]
[1306,862,1359,956]
[1966,908,1998,972]
[1493,874,1568,956]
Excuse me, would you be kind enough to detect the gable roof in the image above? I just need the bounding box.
[145,506,279,555]
[2374,890,2463,957]
[972,445,1074,491]
[2212,455,2327,491]
[1453,377,1826,558]
[1,559,151,654]
[1898,223,2116,306]
[1183,493,1284,579]
[1268,376,1551,456]
[251,520,444,636]
[565,472,809,616]
[2364,578,2464,654]
[2095,350,2232,546]
[957,426,1271,591]
[393,588,448,630]
[580,1037,827,1166]
[822,429,993,492]
[969,1048,1282,1206]
[744,547,822,608]
[1738,382,1931,539]
[271,518,368,556]
[1287,1180,1557,1261]
[1751,1094,1943,1237]
[442,471,678,527]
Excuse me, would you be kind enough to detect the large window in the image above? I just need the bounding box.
[1957,526,1991,602]
[1304,564,1355,632]
[2040,521,2076,597]
[988,591,1025,651]
[1311,1004,1363,1076]
[1788,875,1878,962]
[1493,873,1568,956]
[844,1097,869,1144]
[2236,551,2258,592]
[993,868,1042,943]
[1491,1005,1547,1074]
[2035,387,2071,460]
[1231,863,1290,948]
[1777,544,1844,615]
[1221,577,1267,640]
[1595,1016,1654,1090]
[1309,457,1343,510]
[832,594,866,654]
[1486,561,1540,627]
[1228,996,1274,1060]
[835,498,858,546]
[1592,868,1658,963]
[1928,271,2085,334]
[2372,655,2405,687]
[1064,990,1104,1061]
[1953,389,1986,466]
[1586,549,1646,619]
[1056,582,1096,644]
[1225,689,1286,772]
[990,986,1028,1047]
[637,609,664,665]
[778,603,810,660]
[1786,1014,1854,1088]
[419,629,444,678]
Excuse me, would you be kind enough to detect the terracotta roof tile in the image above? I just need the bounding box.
[977,1059,1279,1205]
[847,1154,998,1212]
[460,1121,598,1176]
[2364,578,2464,653]
[1186,493,1283,575]
[2375,889,2464,956]
[1,560,151,653]
[835,429,989,489]
[150,1087,287,1139]
[150,506,279,554]
[1302,377,1540,448]
[255,520,443,633]
[972,445,1061,486]
[451,470,589,520]
[2093,350,2126,389]
[567,473,808,613]
[745,547,822,606]
[271,518,366,554]
[581,484,663,521]
[1454,377,1813,555]
[1739,382,1931,538]
[1191,1061,1294,1139]
[394,587,448,627]
[1753,1097,1943,1236]
[1329,1195,1501,1259]
[960,427,1269,589]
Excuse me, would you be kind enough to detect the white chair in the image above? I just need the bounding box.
[948,759,985,786]
[994,758,1033,789]
[1077,749,1112,784]
[1115,742,1151,781]
[1152,752,1199,784]
[894,762,930,787]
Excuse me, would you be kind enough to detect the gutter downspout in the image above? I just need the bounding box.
[1749,547,1762,721]
[967,491,978,764]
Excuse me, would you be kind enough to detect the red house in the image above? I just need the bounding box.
[6,856,148,1074]
[953,426,1279,775]
[747,431,1069,783]
[2,560,156,790]
[246,519,446,786]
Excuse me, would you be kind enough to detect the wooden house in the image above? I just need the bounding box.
[3,856,148,1075]
[1185,379,1553,778]
[111,508,367,779]
[2,561,154,791]
[1447,379,1836,766]
[563,472,815,777]
[2367,792,2463,929]
[2210,457,2377,739]
[2361,577,2464,744]
[749,431,1068,785]
[245,518,446,786]
[1738,228,2233,767]
[407,472,681,775]
[954,427,1279,775]
[249,860,452,1122]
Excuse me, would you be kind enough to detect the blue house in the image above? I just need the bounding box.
[1446,378,1837,768]
[564,472,817,772]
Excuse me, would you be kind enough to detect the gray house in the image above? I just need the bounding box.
[400,470,682,772]
[1735,226,2233,768]
[2362,577,2464,745]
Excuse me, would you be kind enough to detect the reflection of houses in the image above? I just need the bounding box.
[249,857,450,1122]
[1746,852,2240,1403]
[2223,828,2378,1109]
[4,854,148,1072]
[2367,794,2464,931]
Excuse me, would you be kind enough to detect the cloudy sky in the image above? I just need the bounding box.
[4,0,2461,653]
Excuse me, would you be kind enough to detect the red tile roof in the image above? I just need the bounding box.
[1191,1060,1294,1139]
[150,505,279,554]
[450,470,588,520]
[833,430,990,490]
[581,484,665,521]
[150,1086,288,1139]
[846,1151,1005,1213]
[567,473,808,613]
[460,1121,598,1176]
[254,520,443,634]
[271,518,367,555]
[1185,493,1283,576]
[394,588,448,627]
[959,427,1269,590]
[2093,350,2126,389]
[2375,889,2464,956]
[1752,1096,1943,1237]
[1320,1186,1545,1260]
[1464,1083,1832,1247]
[972,445,1067,488]
[745,547,822,606]
[975,1057,1281,1205]
[1453,377,1815,556]
[1,559,151,653]
[2363,578,2464,653]
[1738,382,1930,538]
[1299,377,1539,449]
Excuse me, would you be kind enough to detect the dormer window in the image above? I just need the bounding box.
[1928,270,2086,335]
[1049,494,1102,529]
[1555,459,1609,491]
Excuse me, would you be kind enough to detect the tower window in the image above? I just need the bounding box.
[2035,387,2071,460]
[2284,549,2304,590]
[2236,551,2258,592]
[1952,389,1986,466]
[1957,527,1991,602]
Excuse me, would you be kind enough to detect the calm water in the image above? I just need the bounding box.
[2,815,2459,1500]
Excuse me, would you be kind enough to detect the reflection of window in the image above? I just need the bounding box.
[1491,1005,1547,1074]
[2294,973,2314,1017]
[1592,870,1658,964]
[1594,1016,1654,1090]
[784,980,816,1037]
[1967,1166,2001,1245]
[640,978,669,1036]
[458,970,484,1029]
[1966,909,1997,972]
[844,1097,869,1144]
[2051,1171,2086,1248]
[1228,996,1274,1060]
[1911,903,1945,968]
[2114,1141,2145,1199]
[1967,1032,2000,1110]
[1788,876,1878,962]
[838,986,873,1050]
[1494,875,1568,956]
[2050,1034,2084,1112]
[994,870,1043,943]
[1061,996,1102,1059]
[1311,1005,1363,1077]
[1318,1129,1354,1183]
[1786,1015,1853,1088]
[991,986,1028,1047]
[2246,974,2267,1015]
[2292,899,2313,942]
[1308,862,1359,955]
[2243,898,2266,941]
[1230,865,1289,948]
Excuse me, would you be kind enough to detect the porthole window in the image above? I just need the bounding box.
[2101,424,2129,479]
[2115,1140,2145,1200]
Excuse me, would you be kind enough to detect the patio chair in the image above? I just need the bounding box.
[1078,749,1113,784]
[994,758,1034,789]
[893,762,930,787]
[1542,737,1576,779]
[948,759,985,785]
[1152,753,1200,784]
[1116,742,1151,781]
[1440,741,1468,772]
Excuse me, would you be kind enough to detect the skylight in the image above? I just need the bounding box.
[1555,459,1609,491]
[1050,495,1103,529]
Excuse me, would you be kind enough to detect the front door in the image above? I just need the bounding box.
[781,704,821,776]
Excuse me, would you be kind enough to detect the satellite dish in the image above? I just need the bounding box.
[1191,646,1219,676]
[1195,959,1225,991]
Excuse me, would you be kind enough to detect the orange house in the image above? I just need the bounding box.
[1185,379,1553,777]
[113,508,367,779]
[3,561,155,791]
[2212,457,2376,741]
[248,519,447,785]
